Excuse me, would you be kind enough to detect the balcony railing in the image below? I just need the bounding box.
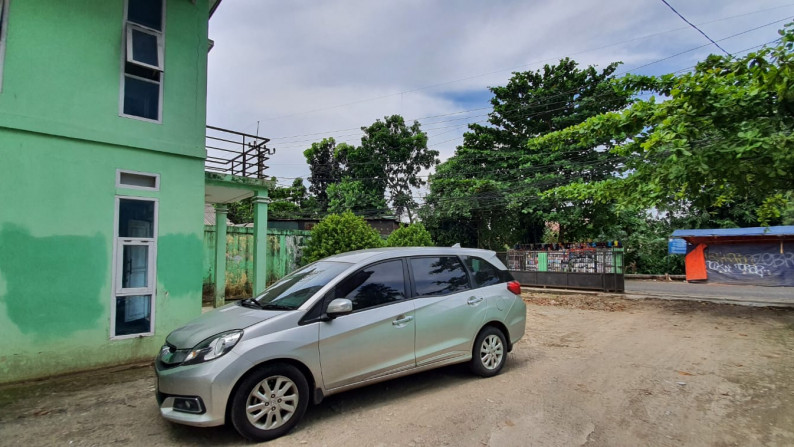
[205,125,275,179]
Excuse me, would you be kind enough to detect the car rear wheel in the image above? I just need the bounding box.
[470,326,507,377]
[230,363,309,442]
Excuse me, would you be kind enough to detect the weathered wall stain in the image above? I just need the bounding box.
[0,224,106,338]
[202,227,310,298]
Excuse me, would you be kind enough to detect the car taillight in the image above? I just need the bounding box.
[507,280,522,295]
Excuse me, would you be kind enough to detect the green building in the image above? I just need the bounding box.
[0,0,271,384]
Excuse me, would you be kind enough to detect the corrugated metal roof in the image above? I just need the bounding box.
[672,226,794,238]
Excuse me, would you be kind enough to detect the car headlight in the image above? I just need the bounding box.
[182,330,243,365]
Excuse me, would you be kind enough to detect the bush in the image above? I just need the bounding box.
[386,223,434,247]
[304,211,383,263]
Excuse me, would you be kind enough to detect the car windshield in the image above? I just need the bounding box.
[252,261,351,309]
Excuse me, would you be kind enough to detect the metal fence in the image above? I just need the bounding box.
[504,248,625,292]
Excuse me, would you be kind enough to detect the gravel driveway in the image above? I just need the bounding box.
[1,293,792,446]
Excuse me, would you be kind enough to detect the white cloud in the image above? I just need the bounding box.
[206,0,794,184]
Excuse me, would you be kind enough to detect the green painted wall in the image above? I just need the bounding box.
[0,129,206,383]
[0,0,211,384]
[0,0,208,158]
[203,227,311,299]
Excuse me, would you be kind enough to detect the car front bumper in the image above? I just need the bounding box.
[154,352,253,427]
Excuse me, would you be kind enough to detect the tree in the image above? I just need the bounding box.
[424,58,633,248]
[345,115,439,222]
[537,24,794,227]
[226,178,311,223]
[327,179,387,215]
[303,138,348,212]
[386,223,434,247]
[303,211,384,263]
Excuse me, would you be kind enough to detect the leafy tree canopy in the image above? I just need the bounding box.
[303,138,350,212]
[538,25,794,227]
[343,115,439,221]
[327,179,387,215]
[423,58,633,247]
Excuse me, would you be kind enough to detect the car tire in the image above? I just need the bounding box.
[230,363,310,442]
[470,326,507,377]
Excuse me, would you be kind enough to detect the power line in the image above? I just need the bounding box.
[659,0,731,56]
[244,5,791,131]
[255,15,790,153]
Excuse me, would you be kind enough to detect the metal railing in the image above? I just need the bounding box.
[205,125,275,179]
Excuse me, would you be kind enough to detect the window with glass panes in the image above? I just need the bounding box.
[113,197,157,337]
[121,0,165,121]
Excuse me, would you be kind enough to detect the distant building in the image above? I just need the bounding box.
[672,226,794,286]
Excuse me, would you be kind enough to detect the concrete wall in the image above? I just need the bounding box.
[0,130,206,382]
[0,0,208,157]
[0,0,211,383]
[203,227,311,299]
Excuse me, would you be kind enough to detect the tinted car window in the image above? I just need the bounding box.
[463,256,504,287]
[335,260,406,311]
[254,261,351,309]
[410,256,471,297]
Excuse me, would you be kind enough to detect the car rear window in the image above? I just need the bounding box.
[410,256,471,297]
[463,256,505,287]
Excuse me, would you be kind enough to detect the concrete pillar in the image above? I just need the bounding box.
[252,191,270,296]
[214,205,228,308]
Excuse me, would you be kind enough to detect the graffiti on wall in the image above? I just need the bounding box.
[705,243,794,286]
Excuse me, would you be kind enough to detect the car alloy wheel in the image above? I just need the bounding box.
[480,334,504,370]
[230,363,309,442]
[246,375,299,430]
[470,326,507,377]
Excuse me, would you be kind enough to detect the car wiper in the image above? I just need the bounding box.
[257,302,296,311]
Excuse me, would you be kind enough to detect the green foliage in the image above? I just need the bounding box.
[226,178,311,224]
[540,25,794,228]
[423,58,632,248]
[386,223,434,247]
[304,211,384,263]
[327,180,387,215]
[343,115,439,221]
[304,116,438,220]
[303,138,348,212]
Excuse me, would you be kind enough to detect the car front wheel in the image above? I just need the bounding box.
[470,326,507,377]
[230,363,310,442]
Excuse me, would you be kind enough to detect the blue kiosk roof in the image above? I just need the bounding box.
[672,226,794,238]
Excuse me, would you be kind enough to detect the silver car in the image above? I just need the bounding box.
[155,247,526,441]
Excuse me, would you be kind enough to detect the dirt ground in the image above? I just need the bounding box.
[1,293,793,446]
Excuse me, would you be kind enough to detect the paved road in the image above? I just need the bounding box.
[625,279,793,305]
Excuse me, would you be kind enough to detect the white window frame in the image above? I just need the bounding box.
[111,195,158,340]
[116,169,161,191]
[0,0,10,93]
[119,0,166,123]
[126,23,164,71]
[115,239,155,295]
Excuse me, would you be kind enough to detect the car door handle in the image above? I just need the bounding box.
[467,297,484,306]
[392,315,414,326]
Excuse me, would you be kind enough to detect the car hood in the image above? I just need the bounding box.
[165,303,283,349]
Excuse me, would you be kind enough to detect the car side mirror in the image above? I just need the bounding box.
[326,298,353,318]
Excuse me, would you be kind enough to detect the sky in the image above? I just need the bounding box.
[205,0,794,192]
